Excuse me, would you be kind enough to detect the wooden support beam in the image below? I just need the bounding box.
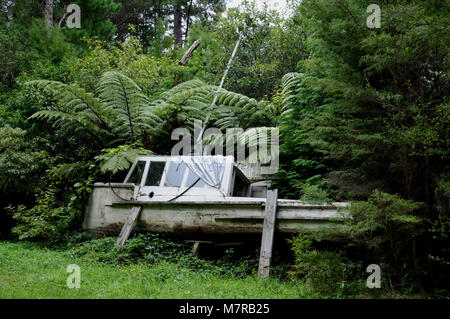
[192,241,201,257]
[258,189,278,278]
[116,206,142,246]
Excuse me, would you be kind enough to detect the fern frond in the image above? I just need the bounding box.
[96,145,153,175]
[30,110,111,137]
[280,73,304,114]
[27,80,109,128]
[97,71,160,143]
[48,161,90,180]
[238,127,279,164]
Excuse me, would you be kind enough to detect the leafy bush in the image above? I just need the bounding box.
[316,190,426,292]
[5,155,100,246]
[70,234,203,268]
[67,35,174,97]
[288,234,362,297]
[69,234,260,277]
[0,126,49,194]
[342,190,423,264]
[7,187,78,244]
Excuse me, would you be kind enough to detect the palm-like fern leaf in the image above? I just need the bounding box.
[96,71,161,143]
[280,72,304,115]
[153,79,272,132]
[96,145,153,175]
[27,80,112,138]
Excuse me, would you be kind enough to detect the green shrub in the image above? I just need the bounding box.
[69,234,262,278]
[213,248,259,278]
[288,234,362,297]
[7,187,78,245]
[341,190,424,289]
[70,234,206,269]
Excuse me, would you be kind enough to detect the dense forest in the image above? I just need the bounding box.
[0,0,448,298]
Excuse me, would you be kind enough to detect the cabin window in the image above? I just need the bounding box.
[164,162,187,187]
[127,161,146,184]
[145,161,165,186]
[232,171,249,197]
[185,169,206,188]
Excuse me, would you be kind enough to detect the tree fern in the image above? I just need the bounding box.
[96,71,161,143]
[28,72,162,146]
[28,80,112,139]
[152,79,274,131]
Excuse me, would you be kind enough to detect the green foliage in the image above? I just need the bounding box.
[288,234,362,297]
[0,126,49,194]
[0,18,74,88]
[274,73,328,199]
[95,144,153,175]
[61,0,122,43]
[342,190,423,251]
[299,182,332,204]
[152,78,276,131]
[148,78,280,157]
[428,174,450,286]
[8,187,77,244]
[187,2,307,99]
[28,71,163,146]
[335,190,425,290]
[70,233,257,277]
[6,159,96,245]
[67,35,175,97]
[277,0,449,291]
[97,71,161,142]
[291,0,449,200]
[28,80,112,140]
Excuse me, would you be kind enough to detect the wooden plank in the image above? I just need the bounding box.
[258,189,278,278]
[116,206,142,246]
[191,241,201,257]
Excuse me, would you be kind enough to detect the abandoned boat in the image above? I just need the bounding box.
[82,155,349,236]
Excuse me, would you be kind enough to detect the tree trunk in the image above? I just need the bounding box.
[411,230,425,292]
[184,0,193,40]
[43,0,54,30]
[173,2,183,46]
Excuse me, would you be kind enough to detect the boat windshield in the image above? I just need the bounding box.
[145,161,165,186]
[126,159,225,190]
[127,160,146,184]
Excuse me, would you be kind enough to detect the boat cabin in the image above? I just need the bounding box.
[83,155,349,237]
[123,155,266,201]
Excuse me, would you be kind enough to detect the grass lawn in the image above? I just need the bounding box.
[0,241,315,299]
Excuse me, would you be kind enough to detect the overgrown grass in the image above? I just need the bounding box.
[0,241,316,299]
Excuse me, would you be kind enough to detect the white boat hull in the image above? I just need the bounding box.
[82,183,349,236]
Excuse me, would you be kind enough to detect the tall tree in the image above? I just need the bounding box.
[279,0,449,289]
[173,0,183,45]
[43,0,53,29]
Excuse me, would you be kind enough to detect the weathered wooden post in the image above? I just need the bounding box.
[258,189,278,278]
[116,206,142,246]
